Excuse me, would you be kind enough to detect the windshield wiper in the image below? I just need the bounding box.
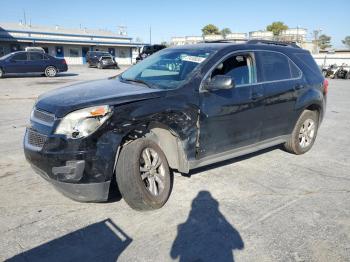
[120,76,152,88]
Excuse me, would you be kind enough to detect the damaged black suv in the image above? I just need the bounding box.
[24,40,327,210]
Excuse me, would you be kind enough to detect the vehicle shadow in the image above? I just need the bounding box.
[4,73,79,78]
[170,191,244,262]
[189,145,282,176]
[6,219,132,262]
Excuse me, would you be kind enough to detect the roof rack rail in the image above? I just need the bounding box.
[202,40,237,43]
[246,39,300,48]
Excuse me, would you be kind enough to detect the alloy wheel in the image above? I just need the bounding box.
[139,147,166,196]
[46,67,57,77]
[299,119,316,148]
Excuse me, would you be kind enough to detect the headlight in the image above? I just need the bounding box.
[55,105,112,139]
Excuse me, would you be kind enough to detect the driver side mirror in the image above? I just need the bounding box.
[205,75,235,91]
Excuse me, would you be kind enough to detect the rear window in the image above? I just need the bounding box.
[257,51,301,82]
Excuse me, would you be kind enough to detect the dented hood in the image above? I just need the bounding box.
[36,77,164,117]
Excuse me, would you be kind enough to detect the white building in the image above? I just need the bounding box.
[249,30,274,40]
[0,22,146,65]
[313,50,350,67]
[225,33,247,43]
[279,28,307,43]
[171,32,247,46]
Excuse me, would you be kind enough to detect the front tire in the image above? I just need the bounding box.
[97,62,103,69]
[116,138,173,210]
[45,66,57,77]
[284,110,319,155]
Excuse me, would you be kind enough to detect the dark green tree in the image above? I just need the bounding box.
[221,28,232,38]
[266,21,289,36]
[318,34,332,50]
[201,24,220,35]
[342,36,350,48]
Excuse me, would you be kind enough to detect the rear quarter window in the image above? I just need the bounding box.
[294,53,322,76]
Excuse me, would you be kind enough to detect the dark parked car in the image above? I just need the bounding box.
[24,41,327,210]
[136,44,166,62]
[0,51,67,78]
[86,51,118,69]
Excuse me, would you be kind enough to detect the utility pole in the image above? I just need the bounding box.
[23,9,27,25]
[296,25,299,43]
[149,26,152,45]
[117,25,127,36]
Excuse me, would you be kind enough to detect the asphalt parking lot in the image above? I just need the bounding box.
[0,66,349,262]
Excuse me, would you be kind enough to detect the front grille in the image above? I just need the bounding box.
[31,109,55,126]
[27,129,47,149]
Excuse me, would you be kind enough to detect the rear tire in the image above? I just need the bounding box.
[45,66,57,77]
[0,68,4,78]
[284,110,319,155]
[116,138,173,210]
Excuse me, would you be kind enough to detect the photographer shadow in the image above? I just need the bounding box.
[170,191,244,262]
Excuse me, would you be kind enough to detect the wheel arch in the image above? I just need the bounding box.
[116,121,190,174]
[295,88,324,123]
[147,122,190,173]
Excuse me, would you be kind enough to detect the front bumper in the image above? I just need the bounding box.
[23,128,122,202]
[101,62,118,68]
[31,163,111,202]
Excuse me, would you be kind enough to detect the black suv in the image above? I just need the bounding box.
[86,51,119,69]
[136,44,166,62]
[24,41,327,210]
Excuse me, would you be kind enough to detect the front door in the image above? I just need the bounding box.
[6,52,29,73]
[55,46,64,58]
[198,52,264,158]
[108,48,115,57]
[82,47,89,64]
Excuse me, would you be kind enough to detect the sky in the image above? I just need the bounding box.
[0,0,349,48]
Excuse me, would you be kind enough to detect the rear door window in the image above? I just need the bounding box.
[257,51,301,82]
[29,52,44,61]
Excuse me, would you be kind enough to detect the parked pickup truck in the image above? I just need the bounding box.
[24,40,327,210]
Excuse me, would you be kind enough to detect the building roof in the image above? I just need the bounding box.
[0,22,131,40]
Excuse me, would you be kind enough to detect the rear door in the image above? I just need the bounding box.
[28,52,46,72]
[6,53,28,73]
[255,50,303,140]
[198,52,264,157]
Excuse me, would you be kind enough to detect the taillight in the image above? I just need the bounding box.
[323,79,329,95]
[62,59,67,64]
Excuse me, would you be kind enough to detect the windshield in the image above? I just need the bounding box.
[0,53,13,60]
[121,48,215,90]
